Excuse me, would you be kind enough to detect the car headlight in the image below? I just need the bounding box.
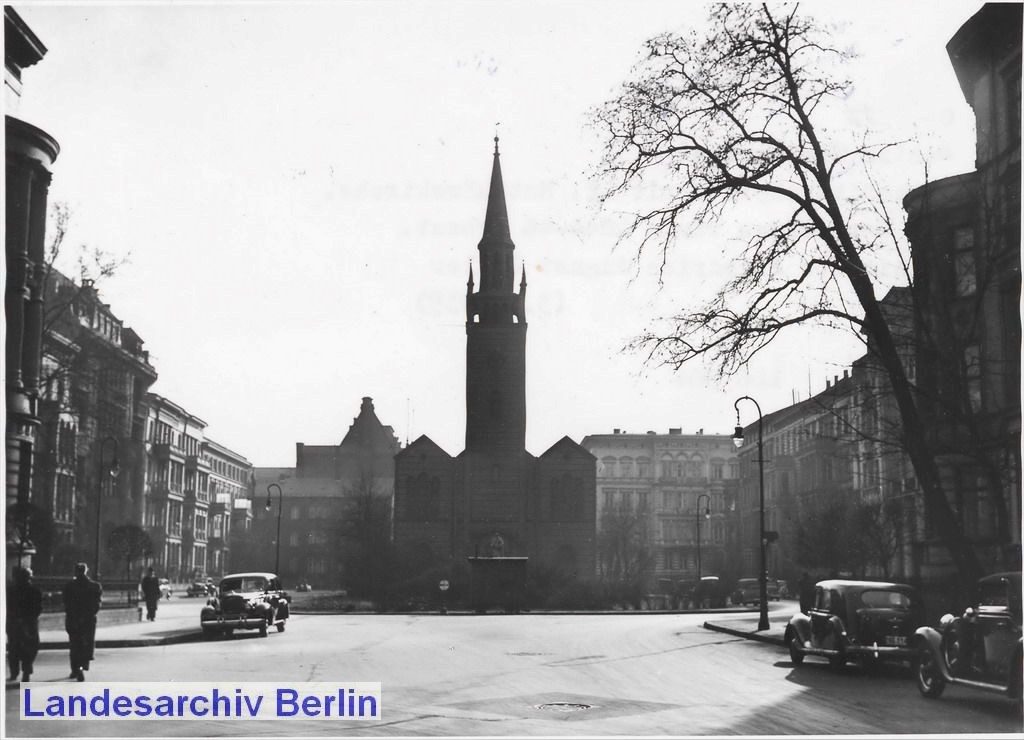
[939,613,955,628]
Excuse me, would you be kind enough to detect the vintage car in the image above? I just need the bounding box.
[914,571,1022,700]
[200,572,290,638]
[187,580,214,597]
[785,579,925,669]
[692,576,729,608]
[732,577,780,606]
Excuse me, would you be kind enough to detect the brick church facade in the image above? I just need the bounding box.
[393,139,596,577]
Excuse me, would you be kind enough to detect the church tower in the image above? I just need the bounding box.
[465,137,528,454]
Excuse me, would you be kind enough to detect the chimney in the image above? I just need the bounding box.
[843,369,849,379]
[826,379,832,389]
[613,428,620,435]
[669,428,681,435]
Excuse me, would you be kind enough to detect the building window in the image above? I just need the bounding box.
[953,227,976,297]
[619,457,634,478]
[637,458,651,478]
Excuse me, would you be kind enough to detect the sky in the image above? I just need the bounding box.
[13,1,979,467]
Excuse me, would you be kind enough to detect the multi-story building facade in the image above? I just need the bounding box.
[6,6,60,571]
[902,2,1021,580]
[581,428,739,591]
[32,271,158,577]
[205,438,254,577]
[139,393,253,582]
[251,396,400,588]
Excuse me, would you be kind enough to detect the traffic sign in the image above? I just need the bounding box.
[439,579,450,592]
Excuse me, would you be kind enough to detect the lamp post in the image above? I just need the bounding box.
[95,436,120,579]
[733,396,770,632]
[695,493,711,580]
[265,483,283,575]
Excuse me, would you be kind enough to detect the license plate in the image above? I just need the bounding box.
[885,635,907,646]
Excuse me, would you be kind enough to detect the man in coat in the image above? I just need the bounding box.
[6,566,43,682]
[140,567,161,621]
[63,562,102,681]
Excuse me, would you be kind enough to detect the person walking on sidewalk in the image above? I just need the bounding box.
[6,566,42,682]
[63,562,102,682]
[140,567,161,621]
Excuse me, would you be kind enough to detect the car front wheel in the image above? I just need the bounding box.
[915,646,946,698]
[787,632,804,666]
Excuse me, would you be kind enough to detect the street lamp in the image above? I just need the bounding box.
[265,483,283,575]
[695,493,711,580]
[733,396,770,632]
[95,436,120,579]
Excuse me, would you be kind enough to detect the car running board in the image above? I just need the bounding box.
[947,676,1012,695]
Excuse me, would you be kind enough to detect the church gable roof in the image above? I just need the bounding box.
[539,435,595,460]
[396,434,453,460]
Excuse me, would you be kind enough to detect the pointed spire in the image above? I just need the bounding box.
[481,136,513,246]
[467,262,474,288]
[520,261,527,289]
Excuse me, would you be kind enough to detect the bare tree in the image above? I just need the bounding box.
[597,505,653,605]
[594,3,980,590]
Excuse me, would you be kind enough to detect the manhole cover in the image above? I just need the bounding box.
[535,702,593,713]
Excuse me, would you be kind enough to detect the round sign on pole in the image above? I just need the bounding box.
[439,579,450,592]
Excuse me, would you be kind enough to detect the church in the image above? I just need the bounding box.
[392,138,596,578]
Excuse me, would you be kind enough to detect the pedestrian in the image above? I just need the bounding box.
[798,571,815,614]
[140,567,161,621]
[63,562,102,682]
[6,566,43,682]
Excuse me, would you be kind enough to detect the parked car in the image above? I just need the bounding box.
[731,577,780,605]
[914,571,1022,700]
[200,572,290,638]
[296,582,313,593]
[785,579,925,669]
[692,576,729,608]
[187,580,214,597]
[158,578,172,599]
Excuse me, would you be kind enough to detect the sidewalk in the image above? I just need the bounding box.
[702,612,789,646]
[38,598,204,650]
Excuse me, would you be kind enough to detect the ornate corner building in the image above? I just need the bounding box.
[393,139,597,576]
[902,3,1021,577]
[5,7,60,569]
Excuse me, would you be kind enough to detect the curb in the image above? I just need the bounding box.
[39,631,205,650]
[702,620,786,646]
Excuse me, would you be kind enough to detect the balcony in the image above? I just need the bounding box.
[152,443,172,461]
[185,455,210,472]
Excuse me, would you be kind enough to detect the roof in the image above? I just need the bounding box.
[479,136,513,249]
[815,579,914,591]
[539,435,595,460]
[339,396,400,451]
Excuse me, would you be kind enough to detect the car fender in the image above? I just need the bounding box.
[788,613,812,644]
[914,626,953,681]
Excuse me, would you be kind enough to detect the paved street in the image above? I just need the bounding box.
[5,606,1021,737]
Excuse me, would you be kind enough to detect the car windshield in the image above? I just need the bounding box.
[858,589,913,609]
[220,576,266,593]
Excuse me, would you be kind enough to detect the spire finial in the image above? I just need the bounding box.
[494,122,500,154]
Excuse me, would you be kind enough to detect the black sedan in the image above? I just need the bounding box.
[785,579,925,669]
